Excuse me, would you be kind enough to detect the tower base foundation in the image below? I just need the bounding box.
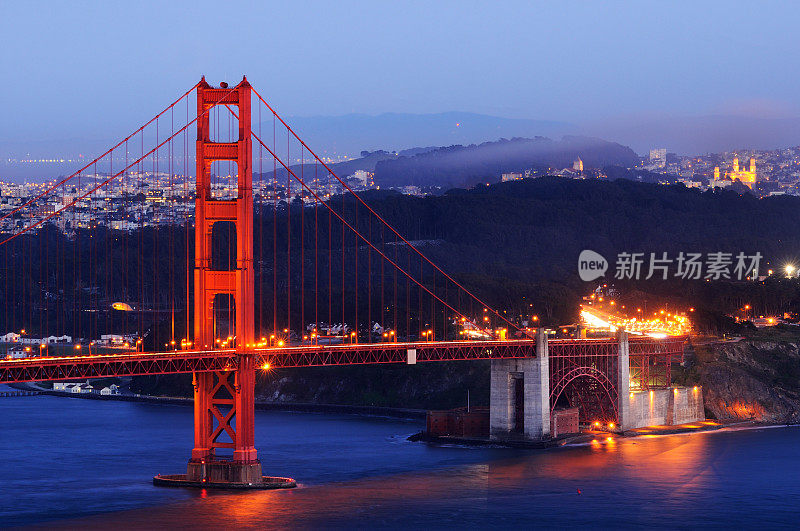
[153,458,296,489]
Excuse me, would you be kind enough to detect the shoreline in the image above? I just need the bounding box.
[9,382,427,420]
[408,419,795,449]
[10,383,798,436]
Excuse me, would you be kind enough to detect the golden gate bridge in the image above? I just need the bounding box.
[0,78,684,488]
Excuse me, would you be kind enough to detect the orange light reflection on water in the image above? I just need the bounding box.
[51,433,721,528]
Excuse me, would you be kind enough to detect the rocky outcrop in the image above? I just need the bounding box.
[686,340,800,423]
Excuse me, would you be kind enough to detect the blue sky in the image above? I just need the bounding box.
[1,0,798,149]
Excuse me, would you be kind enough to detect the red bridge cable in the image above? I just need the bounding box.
[286,128,291,336]
[0,85,239,247]
[246,126,494,337]
[250,87,518,332]
[0,83,200,226]
[300,143,306,339]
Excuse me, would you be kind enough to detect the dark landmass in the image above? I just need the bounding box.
[676,327,800,424]
[373,136,639,188]
[7,175,800,418]
[255,134,641,192]
[130,361,491,411]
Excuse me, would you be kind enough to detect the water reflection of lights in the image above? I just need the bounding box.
[60,433,721,527]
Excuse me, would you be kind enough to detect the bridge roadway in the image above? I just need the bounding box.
[0,336,680,384]
[0,339,539,383]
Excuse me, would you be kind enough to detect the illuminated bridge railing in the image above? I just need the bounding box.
[0,337,686,385]
[0,350,240,384]
[0,341,537,384]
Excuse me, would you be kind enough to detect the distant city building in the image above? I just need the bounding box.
[0,332,20,343]
[501,172,523,182]
[573,158,584,172]
[6,346,30,359]
[71,383,93,394]
[649,148,667,168]
[100,384,120,396]
[100,334,125,346]
[348,170,373,187]
[713,157,756,189]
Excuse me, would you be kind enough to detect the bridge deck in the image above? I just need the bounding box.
[0,337,683,384]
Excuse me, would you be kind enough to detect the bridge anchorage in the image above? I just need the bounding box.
[0,76,695,489]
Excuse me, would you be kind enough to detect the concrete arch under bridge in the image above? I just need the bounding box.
[489,331,700,440]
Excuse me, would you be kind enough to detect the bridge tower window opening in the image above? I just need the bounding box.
[209,160,239,201]
[212,293,236,347]
[210,220,237,271]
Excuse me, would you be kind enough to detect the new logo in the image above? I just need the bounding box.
[578,250,608,281]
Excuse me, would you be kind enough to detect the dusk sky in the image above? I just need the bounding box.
[2,1,799,153]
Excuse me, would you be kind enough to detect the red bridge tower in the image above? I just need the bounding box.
[187,77,261,484]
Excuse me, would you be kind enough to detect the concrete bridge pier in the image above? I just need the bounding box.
[617,330,632,431]
[616,329,705,430]
[490,329,550,441]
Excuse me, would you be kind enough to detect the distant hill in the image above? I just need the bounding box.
[259,112,573,158]
[373,136,640,188]
[256,135,640,191]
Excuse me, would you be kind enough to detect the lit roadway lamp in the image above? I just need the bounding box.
[786,264,796,278]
